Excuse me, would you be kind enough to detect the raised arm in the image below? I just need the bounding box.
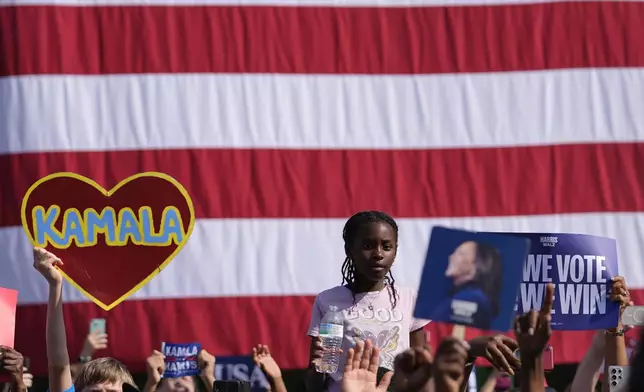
[516,283,554,392]
[253,345,287,392]
[33,248,73,392]
[601,276,631,392]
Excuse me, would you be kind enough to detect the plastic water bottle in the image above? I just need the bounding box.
[316,305,344,374]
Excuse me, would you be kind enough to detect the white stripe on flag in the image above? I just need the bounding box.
[3,69,644,154]
[3,212,644,304]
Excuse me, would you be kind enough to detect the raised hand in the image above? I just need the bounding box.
[0,346,25,386]
[253,344,282,380]
[390,346,433,392]
[466,334,519,375]
[33,247,63,284]
[610,276,632,330]
[198,349,216,378]
[341,340,392,392]
[514,283,554,357]
[145,350,166,386]
[81,331,109,358]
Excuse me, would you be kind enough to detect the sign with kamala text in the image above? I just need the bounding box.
[20,172,196,311]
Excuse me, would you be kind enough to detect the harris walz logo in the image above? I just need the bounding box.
[540,236,558,247]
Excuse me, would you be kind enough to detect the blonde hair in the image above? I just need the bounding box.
[74,358,137,391]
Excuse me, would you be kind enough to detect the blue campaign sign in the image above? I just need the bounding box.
[214,356,270,391]
[414,226,531,332]
[162,342,201,378]
[499,233,620,330]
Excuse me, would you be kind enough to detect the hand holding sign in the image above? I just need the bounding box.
[197,349,216,380]
[0,346,25,385]
[514,283,554,358]
[32,247,63,284]
[145,350,166,386]
[609,276,632,331]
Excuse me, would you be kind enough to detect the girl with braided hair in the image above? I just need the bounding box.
[305,211,430,392]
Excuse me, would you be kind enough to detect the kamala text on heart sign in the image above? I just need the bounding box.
[20,172,196,311]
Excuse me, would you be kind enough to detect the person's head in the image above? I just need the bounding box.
[341,210,399,306]
[446,241,477,282]
[446,241,500,282]
[446,241,502,315]
[157,376,197,392]
[74,357,137,392]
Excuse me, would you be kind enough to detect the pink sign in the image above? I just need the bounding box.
[0,287,18,347]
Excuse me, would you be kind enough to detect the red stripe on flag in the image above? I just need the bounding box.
[2,143,644,225]
[14,289,644,375]
[1,2,644,76]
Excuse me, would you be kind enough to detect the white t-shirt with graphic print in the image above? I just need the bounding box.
[307,285,430,392]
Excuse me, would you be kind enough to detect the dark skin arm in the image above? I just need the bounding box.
[458,364,474,392]
[410,329,426,348]
[1,347,27,392]
[516,283,554,392]
[519,355,545,392]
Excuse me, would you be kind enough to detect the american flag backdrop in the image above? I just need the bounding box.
[1,0,644,376]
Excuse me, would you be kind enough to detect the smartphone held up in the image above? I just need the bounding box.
[90,318,106,334]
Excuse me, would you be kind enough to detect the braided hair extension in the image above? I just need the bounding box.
[341,211,399,309]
